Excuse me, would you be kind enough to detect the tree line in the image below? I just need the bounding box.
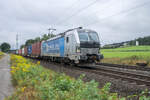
[20,33,55,49]
[0,33,56,52]
[128,36,150,45]
[102,35,150,49]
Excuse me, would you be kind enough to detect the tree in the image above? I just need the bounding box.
[22,33,56,48]
[20,44,25,49]
[128,36,150,46]
[41,34,56,41]
[25,39,35,46]
[0,42,11,52]
[34,37,41,42]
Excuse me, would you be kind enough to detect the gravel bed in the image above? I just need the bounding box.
[38,61,150,97]
[95,65,150,76]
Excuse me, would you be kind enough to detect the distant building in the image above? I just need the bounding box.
[123,42,128,46]
[136,41,139,46]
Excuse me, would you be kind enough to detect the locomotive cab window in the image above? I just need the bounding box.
[78,30,99,42]
[66,37,69,43]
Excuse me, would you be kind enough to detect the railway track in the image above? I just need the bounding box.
[79,65,150,87]
[32,58,150,88]
[97,63,150,72]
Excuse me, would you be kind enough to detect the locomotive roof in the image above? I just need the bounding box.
[43,28,97,43]
[44,34,63,42]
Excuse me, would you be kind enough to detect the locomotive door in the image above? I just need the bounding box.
[65,34,75,59]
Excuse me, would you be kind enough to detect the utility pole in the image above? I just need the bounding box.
[16,34,18,50]
[48,27,56,38]
[48,28,56,34]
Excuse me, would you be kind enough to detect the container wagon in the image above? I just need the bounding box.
[24,47,28,56]
[22,48,24,56]
[9,50,17,54]
[18,49,22,55]
[27,45,32,56]
[31,41,41,58]
[16,50,19,54]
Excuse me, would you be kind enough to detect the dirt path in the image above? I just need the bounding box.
[0,54,13,100]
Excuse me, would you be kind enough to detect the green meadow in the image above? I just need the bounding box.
[101,46,150,66]
[101,46,150,52]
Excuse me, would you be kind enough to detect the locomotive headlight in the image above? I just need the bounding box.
[76,46,80,53]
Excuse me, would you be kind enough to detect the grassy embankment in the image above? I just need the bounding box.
[101,46,150,66]
[7,55,150,100]
[7,55,126,100]
[0,52,4,59]
[6,55,150,99]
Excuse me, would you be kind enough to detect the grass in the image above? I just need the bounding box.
[102,52,150,59]
[0,52,4,59]
[101,46,150,66]
[101,46,150,52]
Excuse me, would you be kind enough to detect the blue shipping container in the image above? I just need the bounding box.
[27,45,32,55]
[41,36,65,57]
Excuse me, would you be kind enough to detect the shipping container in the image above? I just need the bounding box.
[18,49,22,55]
[27,45,32,55]
[16,50,18,54]
[24,47,28,56]
[22,48,24,55]
[31,41,41,57]
[41,36,64,57]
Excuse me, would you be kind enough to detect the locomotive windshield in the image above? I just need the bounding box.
[78,30,99,42]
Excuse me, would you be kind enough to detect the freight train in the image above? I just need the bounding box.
[17,27,103,65]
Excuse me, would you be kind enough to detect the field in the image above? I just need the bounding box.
[102,46,150,52]
[101,46,150,66]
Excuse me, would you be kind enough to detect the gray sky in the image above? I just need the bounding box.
[0,0,150,49]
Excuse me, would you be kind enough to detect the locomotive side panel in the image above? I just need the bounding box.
[59,37,65,57]
[41,36,65,57]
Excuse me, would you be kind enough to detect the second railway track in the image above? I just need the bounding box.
[79,65,150,87]
[97,63,150,72]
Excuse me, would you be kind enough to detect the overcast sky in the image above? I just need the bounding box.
[0,0,150,49]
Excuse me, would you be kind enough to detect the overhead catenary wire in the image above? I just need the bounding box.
[56,0,100,25]
[84,1,150,27]
[20,1,150,46]
[54,0,81,25]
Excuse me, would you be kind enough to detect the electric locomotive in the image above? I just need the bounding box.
[41,27,103,65]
